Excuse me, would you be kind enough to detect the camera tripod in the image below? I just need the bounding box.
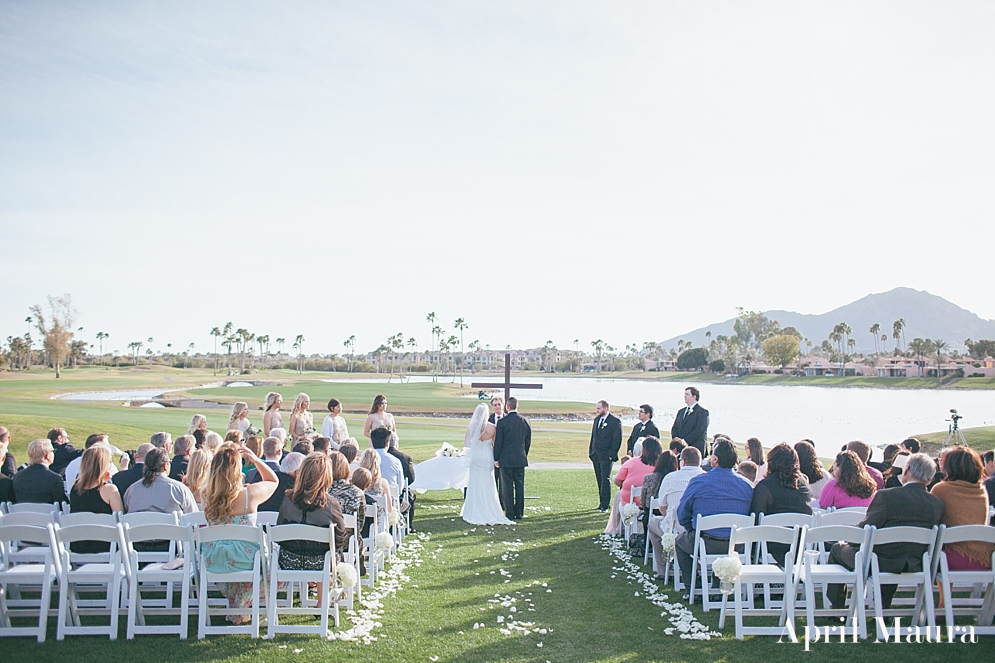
[943,418,967,447]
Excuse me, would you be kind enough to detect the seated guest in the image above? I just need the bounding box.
[113,443,154,495]
[201,443,277,624]
[930,446,995,570]
[224,430,244,447]
[883,451,911,488]
[751,443,812,564]
[13,438,69,504]
[795,440,829,499]
[828,453,944,609]
[640,450,679,529]
[65,432,115,493]
[846,440,884,489]
[69,445,123,553]
[123,448,198,514]
[183,448,213,507]
[192,428,207,450]
[371,426,404,498]
[983,450,995,525]
[868,443,901,474]
[255,450,301,512]
[736,460,758,485]
[247,437,283,483]
[0,426,16,477]
[169,434,195,481]
[614,437,662,508]
[647,446,704,575]
[359,449,393,519]
[668,438,687,456]
[675,439,754,590]
[901,437,921,454]
[292,440,314,456]
[269,427,288,448]
[746,438,767,482]
[203,431,224,455]
[351,467,379,538]
[329,451,366,534]
[312,436,332,456]
[49,428,83,478]
[242,435,263,478]
[339,441,360,475]
[277,453,348,567]
[819,451,877,509]
[387,436,417,531]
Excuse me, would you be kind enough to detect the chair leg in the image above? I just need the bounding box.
[56,577,68,641]
[734,581,745,640]
[37,578,53,643]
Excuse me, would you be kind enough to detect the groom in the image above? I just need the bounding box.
[493,396,531,521]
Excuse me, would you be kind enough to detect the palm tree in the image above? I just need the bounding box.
[275,337,285,356]
[426,312,436,381]
[146,337,154,365]
[932,339,947,378]
[256,334,269,370]
[96,331,108,366]
[186,342,195,369]
[446,334,459,382]
[293,334,305,374]
[870,323,881,354]
[454,318,468,386]
[591,339,605,373]
[210,327,221,376]
[432,325,443,381]
[222,322,233,374]
[344,335,356,372]
[406,337,418,378]
[892,319,906,352]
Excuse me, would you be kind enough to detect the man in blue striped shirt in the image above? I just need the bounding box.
[675,438,754,590]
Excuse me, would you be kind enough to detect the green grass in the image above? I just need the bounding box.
[1,470,985,661]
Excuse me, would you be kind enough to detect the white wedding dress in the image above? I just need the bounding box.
[461,432,513,526]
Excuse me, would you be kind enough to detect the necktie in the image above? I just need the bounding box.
[685,407,692,419]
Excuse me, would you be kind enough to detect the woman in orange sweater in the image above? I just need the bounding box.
[930,446,995,571]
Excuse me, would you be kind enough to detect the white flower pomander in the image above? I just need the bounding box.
[711,555,743,583]
[336,563,357,587]
[388,510,400,526]
[374,531,394,551]
[660,532,677,553]
[620,502,640,525]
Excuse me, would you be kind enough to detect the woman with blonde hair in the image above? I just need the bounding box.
[183,448,212,506]
[224,430,244,446]
[69,446,123,552]
[189,414,207,435]
[359,448,393,516]
[288,393,313,444]
[263,392,284,436]
[228,402,250,433]
[200,443,278,624]
[203,430,224,455]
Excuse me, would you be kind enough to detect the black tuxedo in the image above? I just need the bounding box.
[2,452,16,478]
[626,420,660,456]
[493,411,531,520]
[671,403,709,456]
[112,462,144,495]
[388,446,417,529]
[590,413,623,510]
[51,443,83,477]
[168,455,190,482]
[0,473,14,503]
[12,463,69,504]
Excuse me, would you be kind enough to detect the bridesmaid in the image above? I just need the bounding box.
[288,392,313,444]
[321,398,349,449]
[362,394,396,445]
[263,392,284,436]
[228,402,250,433]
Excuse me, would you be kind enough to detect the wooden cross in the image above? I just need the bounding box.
[471,352,543,403]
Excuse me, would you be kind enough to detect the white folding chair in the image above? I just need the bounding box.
[794,524,870,640]
[865,525,939,639]
[340,513,361,609]
[0,512,59,566]
[123,523,197,639]
[815,509,865,528]
[7,502,62,516]
[180,512,207,528]
[255,512,279,528]
[0,524,59,642]
[644,496,661,566]
[60,512,118,528]
[688,513,755,611]
[0,502,8,515]
[53,523,129,640]
[265,524,339,638]
[361,504,382,587]
[718,525,801,640]
[757,513,814,567]
[195,524,267,639]
[623,486,643,542]
[932,525,995,634]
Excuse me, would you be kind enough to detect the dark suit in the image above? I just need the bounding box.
[257,471,296,512]
[112,462,144,496]
[671,403,709,456]
[493,410,531,520]
[247,460,281,484]
[626,420,660,456]
[51,443,83,477]
[589,413,623,510]
[388,446,417,530]
[168,455,190,482]
[12,463,69,504]
[2,452,16,478]
[0,473,13,503]
[828,481,945,608]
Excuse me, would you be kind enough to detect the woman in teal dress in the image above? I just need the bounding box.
[201,443,278,624]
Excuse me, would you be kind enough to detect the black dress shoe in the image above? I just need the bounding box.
[598,507,609,513]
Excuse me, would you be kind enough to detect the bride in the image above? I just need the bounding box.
[461,403,513,526]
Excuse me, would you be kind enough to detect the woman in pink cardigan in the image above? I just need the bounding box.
[819,451,877,509]
[614,437,662,507]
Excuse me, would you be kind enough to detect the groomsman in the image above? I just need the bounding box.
[589,400,622,512]
[671,387,709,456]
[626,404,660,457]
[488,396,505,506]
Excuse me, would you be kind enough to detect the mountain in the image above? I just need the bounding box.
[659,288,995,353]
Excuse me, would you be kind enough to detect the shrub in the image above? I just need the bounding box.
[708,359,726,373]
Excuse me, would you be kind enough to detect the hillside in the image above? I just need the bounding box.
[659,288,995,353]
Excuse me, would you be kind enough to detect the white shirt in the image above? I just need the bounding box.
[64,452,118,493]
[375,448,404,497]
[322,414,348,448]
[657,465,705,534]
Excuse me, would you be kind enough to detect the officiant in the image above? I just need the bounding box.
[625,404,660,458]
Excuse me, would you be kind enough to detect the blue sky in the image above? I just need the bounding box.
[2,2,993,356]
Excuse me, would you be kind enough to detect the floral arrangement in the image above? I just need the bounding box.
[711,555,743,594]
[436,442,465,458]
[387,510,401,526]
[374,531,394,551]
[245,425,263,438]
[620,502,640,525]
[336,562,358,587]
[660,532,676,554]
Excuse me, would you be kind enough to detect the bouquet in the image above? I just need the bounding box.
[336,562,358,587]
[436,442,465,458]
[387,510,401,526]
[245,425,263,438]
[620,502,640,525]
[711,555,743,594]
[374,531,394,551]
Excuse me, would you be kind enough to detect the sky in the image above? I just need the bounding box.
[2,1,993,358]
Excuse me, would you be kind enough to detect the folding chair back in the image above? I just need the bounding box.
[866,525,939,639]
[60,512,118,528]
[816,509,865,527]
[123,523,196,639]
[180,511,207,528]
[195,524,267,639]
[52,523,128,640]
[0,523,59,642]
[119,511,179,527]
[688,512,755,611]
[7,502,61,516]
[796,524,871,640]
[266,524,338,637]
[933,524,995,634]
[758,512,813,528]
